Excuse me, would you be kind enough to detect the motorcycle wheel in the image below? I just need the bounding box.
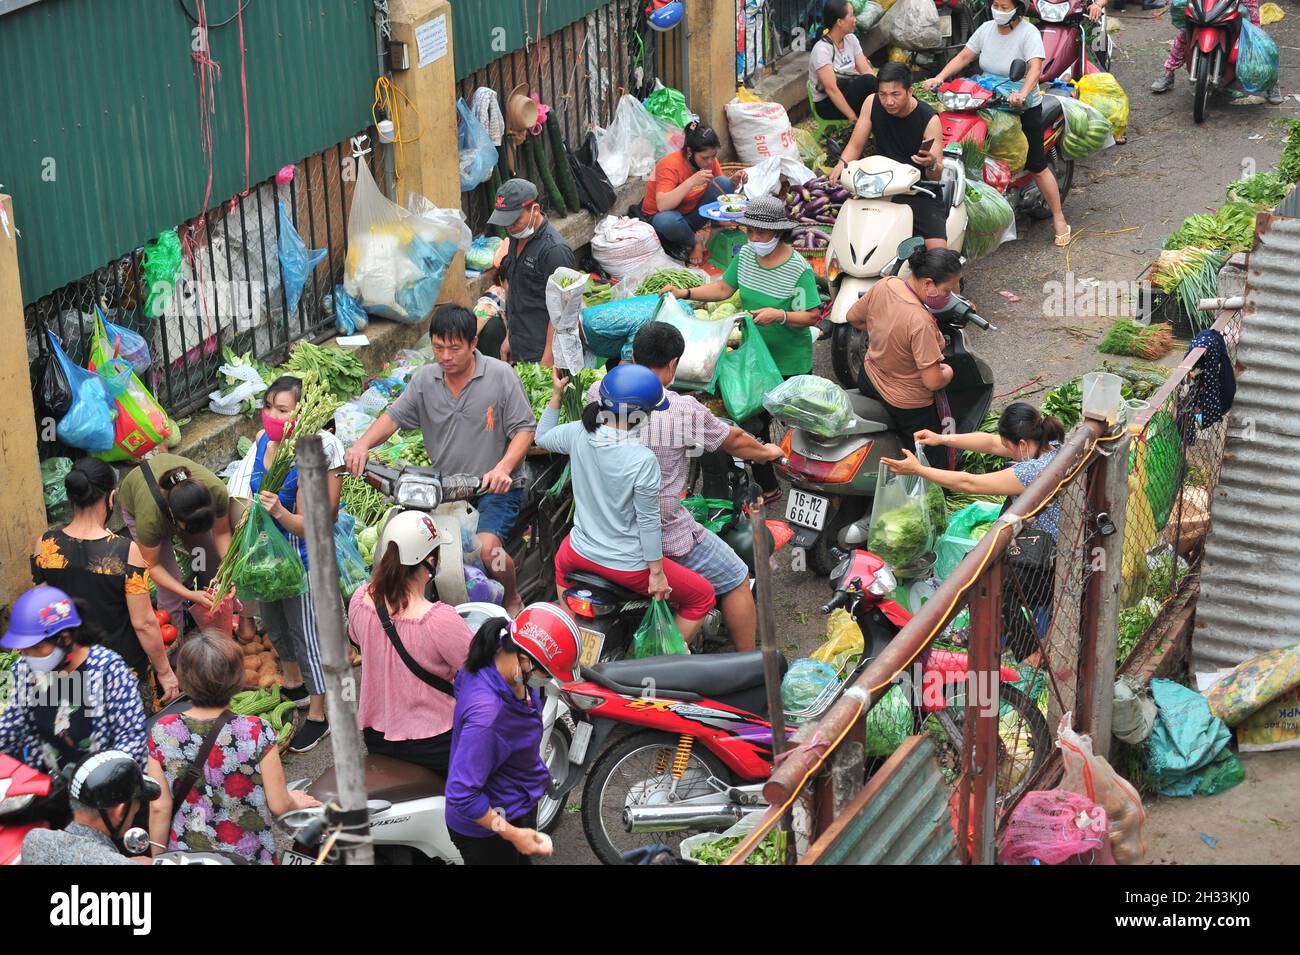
[1193,51,1211,125]
[830,322,867,391]
[536,722,573,835]
[1026,147,1073,220]
[930,683,1051,806]
[581,730,733,866]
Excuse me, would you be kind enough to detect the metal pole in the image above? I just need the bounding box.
[297,436,374,865]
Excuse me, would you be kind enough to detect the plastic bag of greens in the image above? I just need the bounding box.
[868,460,935,569]
[580,295,662,359]
[865,684,913,756]
[278,201,327,314]
[1076,72,1129,140]
[682,497,738,534]
[335,511,370,601]
[716,315,785,422]
[230,501,308,602]
[853,0,886,31]
[977,109,1029,172]
[962,181,1015,261]
[42,457,74,524]
[655,298,736,389]
[782,658,839,713]
[1057,95,1115,160]
[1237,21,1279,94]
[87,310,172,462]
[763,374,855,437]
[631,598,688,658]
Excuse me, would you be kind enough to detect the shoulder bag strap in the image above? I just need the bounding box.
[375,597,457,698]
[140,462,176,530]
[172,709,236,808]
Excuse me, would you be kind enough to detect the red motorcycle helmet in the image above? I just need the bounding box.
[511,604,582,683]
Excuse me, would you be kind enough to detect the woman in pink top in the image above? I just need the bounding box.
[347,511,474,777]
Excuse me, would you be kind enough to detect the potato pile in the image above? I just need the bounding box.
[240,635,282,689]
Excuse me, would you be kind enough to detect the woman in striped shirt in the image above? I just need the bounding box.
[666,195,822,498]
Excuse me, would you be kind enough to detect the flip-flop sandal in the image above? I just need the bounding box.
[1054,225,1073,247]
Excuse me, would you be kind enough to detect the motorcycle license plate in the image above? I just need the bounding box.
[939,13,953,37]
[281,850,315,866]
[578,628,605,668]
[785,490,829,531]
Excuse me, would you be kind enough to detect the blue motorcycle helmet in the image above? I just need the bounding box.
[648,0,683,31]
[598,363,671,415]
[1,585,81,650]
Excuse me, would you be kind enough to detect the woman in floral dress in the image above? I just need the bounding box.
[145,634,317,864]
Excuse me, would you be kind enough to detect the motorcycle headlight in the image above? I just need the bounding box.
[867,566,898,597]
[851,169,893,199]
[394,478,443,509]
[0,793,35,817]
[1036,0,1070,21]
[939,91,978,110]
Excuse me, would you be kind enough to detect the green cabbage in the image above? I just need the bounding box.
[868,498,933,568]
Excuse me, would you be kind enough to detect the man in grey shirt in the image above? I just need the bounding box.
[22,750,157,865]
[345,305,537,613]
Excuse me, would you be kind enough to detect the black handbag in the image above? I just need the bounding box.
[1005,526,1056,572]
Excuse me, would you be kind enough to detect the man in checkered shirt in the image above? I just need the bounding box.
[587,322,784,650]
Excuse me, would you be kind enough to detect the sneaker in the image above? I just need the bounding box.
[1151,73,1175,94]
[288,718,330,754]
[1268,87,1285,105]
[281,682,310,710]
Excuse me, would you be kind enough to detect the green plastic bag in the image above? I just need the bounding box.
[42,457,74,524]
[682,497,738,534]
[142,228,182,321]
[1143,410,1182,531]
[865,684,913,756]
[87,309,172,462]
[230,501,308,602]
[644,85,692,128]
[934,501,1003,579]
[631,598,688,658]
[716,315,784,423]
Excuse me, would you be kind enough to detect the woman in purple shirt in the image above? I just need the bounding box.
[444,603,581,864]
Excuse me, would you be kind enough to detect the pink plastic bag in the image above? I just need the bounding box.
[190,593,237,639]
[999,790,1113,865]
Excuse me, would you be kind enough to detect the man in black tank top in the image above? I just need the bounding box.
[830,63,949,249]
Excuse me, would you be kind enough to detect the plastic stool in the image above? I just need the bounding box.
[808,81,855,144]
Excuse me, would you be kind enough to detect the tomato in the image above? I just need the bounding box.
[161,624,179,646]
[154,609,171,626]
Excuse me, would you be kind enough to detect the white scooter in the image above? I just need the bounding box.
[825,151,970,390]
[279,603,591,864]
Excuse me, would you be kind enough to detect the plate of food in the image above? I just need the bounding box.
[699,200,745,222]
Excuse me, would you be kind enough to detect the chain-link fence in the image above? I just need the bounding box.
[24,132,380,441]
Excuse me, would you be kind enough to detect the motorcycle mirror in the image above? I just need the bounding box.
[895,236,925,262]
[122,827,152,855]
[1009,58,1028,81]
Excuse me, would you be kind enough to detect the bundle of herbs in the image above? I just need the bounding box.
[1097,318,1174,360]
[284,341,367,400]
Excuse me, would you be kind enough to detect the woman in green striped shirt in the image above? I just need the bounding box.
[666,196,822,497]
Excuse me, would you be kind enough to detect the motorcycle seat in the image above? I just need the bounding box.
[587,651,784,700]
[309,755,445,804]
[843,390,896,431]
[562,570,646,604]
[1041,93,1064,126]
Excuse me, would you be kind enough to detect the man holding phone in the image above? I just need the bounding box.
[830,62,949,250]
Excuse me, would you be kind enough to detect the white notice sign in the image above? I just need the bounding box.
[415,15,448,68]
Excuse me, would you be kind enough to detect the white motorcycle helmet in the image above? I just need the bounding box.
[375,510,442,566]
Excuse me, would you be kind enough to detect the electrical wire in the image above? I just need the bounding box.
[176,0,252,28]
[372,76,422,181]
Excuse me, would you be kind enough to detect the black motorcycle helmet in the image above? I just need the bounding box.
[66,750,161,810]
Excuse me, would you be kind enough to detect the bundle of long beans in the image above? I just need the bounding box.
[210,374,340,602]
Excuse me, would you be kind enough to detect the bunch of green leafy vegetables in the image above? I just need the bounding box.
[1278,119,1300,184]
[1117,604,1155,664]
[690,828,787,865]
[1227,170,1291,209]
[868,498,933,567]
[515,363,554,420]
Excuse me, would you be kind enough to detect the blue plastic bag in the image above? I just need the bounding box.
[277,201,327,314]
[101,317,151,375]
[47,330,116,452]
[333,285,369,336]
[580,295,662,359]
[458,99,499,192]
[1237,20,1279,94]
[335,511,370,600]
[392,234,458,322]
[97,357,134,398]
[781,658,838,712]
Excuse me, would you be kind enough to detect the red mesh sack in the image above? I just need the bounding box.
[998,790,1114,865]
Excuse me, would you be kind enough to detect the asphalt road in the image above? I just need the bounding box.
[284,7,1299,864]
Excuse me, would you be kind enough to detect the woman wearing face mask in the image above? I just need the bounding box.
[32,459,180,711]
[882,402,1066,661]
[538,364,716,642]
[444,605,580,864]
[0,586,148,775]
[666,195,823,500]
[923,0,1071,246]
[250,375,346,755]
[642,122,745,265]
[347,512,474,777]
[844,247,962,470]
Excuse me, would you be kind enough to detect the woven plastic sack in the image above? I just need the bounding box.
[230,501,308,602]
[781,658,838,712]
[865,684,912,756]
[1058,96,1115,160]
[977,109,1028,173]
[644,84,692,128]
[580,295,661,359]
[1237,685,1300,752]
[1205,644,1300,727]
[868,461,935,568]
[762,375,854,436]
[47,330,116,453]
[1147,678,1239,797]
[631,598,688,658]
[590,216,676,281]
[457,98,498,192]
[962,180,1015,261]
[1057,714,1147,864]
[101,318,151,375]
[725,96,799,166]
[1237,21,1279,94]
[716,315,784,422]
[87,311,172,462]
[999,790,1112,865]
[1076,72,1129,140]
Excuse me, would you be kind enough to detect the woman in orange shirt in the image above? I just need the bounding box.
[642,122,745,264]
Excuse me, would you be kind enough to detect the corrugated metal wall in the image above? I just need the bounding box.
[0,0,378,303]
[1193,213,1300,672]
[452,0,608,79]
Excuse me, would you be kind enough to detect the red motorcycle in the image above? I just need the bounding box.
[1184,0,1242,123]
[562,549,1050,864]
[1031,0,1109,85]
[0,755,59,865]
[935,59,1074,220]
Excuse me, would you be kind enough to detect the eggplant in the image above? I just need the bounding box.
[790,202,804,219]
[830,188,850,202]
[805,196,829,213]
[815,214,836,224]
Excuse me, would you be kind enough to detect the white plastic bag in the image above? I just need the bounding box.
[546,267,588,374]
[725,97,799,166]
[208,363,266,416]
[742,155,818,199]
[594,95,677,187]
[878,0,941,49]
[334,400,382,447]
[590,216,677,281]
[654,297,735,388]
